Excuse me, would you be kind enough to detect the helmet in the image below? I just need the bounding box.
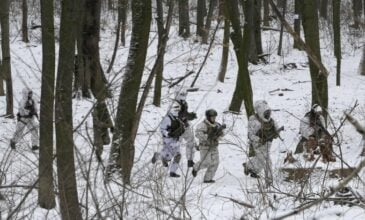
[311,104,323,114]
[205,109,218,118]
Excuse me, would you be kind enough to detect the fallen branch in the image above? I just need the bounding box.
[213,194,255,208]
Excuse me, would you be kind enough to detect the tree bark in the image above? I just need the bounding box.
[226,0,254,116]
[277,0,286,56]
[197,0,207,37]
[263,0,270,26]
[120,0,128,46]
[109,0,151,184]
[302,0,328,110]
[38,0,56,210]
[178,0,190,38]
[352,0,361,29]
[55,0,82,218]
[202,0,218,44]
[293,0,302,49]
[0,0,14,117]
[254,0,263,56]
[333,0,341,85]
[22,0,29,43]
[320,0,328,19]
[217,1,229,82]
[360,46,365,76]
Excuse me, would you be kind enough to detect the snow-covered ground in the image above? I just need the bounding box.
[1,8,365,220]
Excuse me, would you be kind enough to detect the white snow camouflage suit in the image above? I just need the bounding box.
[156,110,186,174]
[11,88,39,147]
[193,119,225,181]
[246,100,279,185]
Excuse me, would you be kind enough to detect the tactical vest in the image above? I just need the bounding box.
[24,99,36,118]
[255,114,276,140]
[168,114,185,138]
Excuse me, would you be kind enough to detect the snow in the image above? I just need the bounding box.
[1,8,365,220]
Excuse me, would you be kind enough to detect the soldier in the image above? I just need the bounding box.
[243,100,283,186]
[192,109,225,183]
[295,104,336,163]
[92,101,113,162]
[174,88,197,168]
[151,103,186,177]
[10,88,39,151]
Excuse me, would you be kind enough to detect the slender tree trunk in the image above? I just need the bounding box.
[352,0,361,29]
[302,0,328,110]
[109,0,151,184]
[38,0,56,209]
[277,0,286,56]
[360,45,365,76]
[178,0,190,38]
[263,0,270,26]
[217,0,229,82]
[55,0,82,218]
[241,0,258,64]
[197,0,207,37]
[333,0,341,85]
[320,0,328,19]
[22,0,29,43]
[0,59,3,96]
[153,0,174,107]
[293,0,302,49]
[226,0,254,116]
[0,0,14,117]
[202,0,218,44]
[120,0,128,46]
[254,0,263,56]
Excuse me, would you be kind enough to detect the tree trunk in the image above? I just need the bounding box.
[38,0,56,210]
[352,0,361,29]
[293,0,302,49]
[22,0,29,43]
[277,0,286,56]
[263,0,270,26]
[217,5,229,82]
[360,45,365,76]
[333,0,341,85]
[0,0,14,117]
[202,0,218,44]
[320,0,328,19]
[120,0,128,46]
[302,0,328,109]
[178,0,190,38]
[197,0,207,37]
[82,0,110,101]
[254,0,263,56]
[108,0,151,184]
[226,0,254,116]
[55,0,82,218]
[153,0,174,107]
[0,59,3,96]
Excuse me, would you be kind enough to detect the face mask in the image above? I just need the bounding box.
[263,110,271,120]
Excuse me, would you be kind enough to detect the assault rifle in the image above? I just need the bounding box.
[258,126,284,143]
[208,123,226,140]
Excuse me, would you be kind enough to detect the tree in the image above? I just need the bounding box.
[226,0,254,116]
[352,0,362,29]
[197,0,207,37]
[108,0,151,184]
[263,0,270,26]
[0,59,4,96]
[178,0,190,38]
[302,0,328,110]
[333,0,341,85]
[217,0,230,82]
[153,0,174,107]
[320,0,328,19]
[360,46,365,76]
[38,0,56,210]
[277,0,286,56]
[55,0,82,218]
[293,0,302,49]
[22,0,29,43]
[202,0,218,44]
[0,0,14,117]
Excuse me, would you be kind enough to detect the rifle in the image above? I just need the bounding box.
[208,123,226,141]
[258,126,284,143]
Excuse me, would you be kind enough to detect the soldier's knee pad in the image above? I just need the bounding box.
[174,153,181,163]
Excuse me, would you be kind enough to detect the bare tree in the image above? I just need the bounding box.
[202,0,218,44]
[179,0,190,38]
[320,0,328,19]
[226,0,254,116]
[22,0,29,43]
[333,0,341,85]
[217,0,230,82]
[0,59,4,96]
[263,0,270,26]
[302,0,328,110]
[293,0,302,49]
[108,0,152,184]
[360,46,365,76]
[55,0,82,217]
[197,0,207,37]
[38,0,56,209]
[0,0,14,117]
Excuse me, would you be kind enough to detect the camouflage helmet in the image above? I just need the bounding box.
[205,109,218,118]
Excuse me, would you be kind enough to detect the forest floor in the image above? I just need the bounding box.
[0,15,365,219]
